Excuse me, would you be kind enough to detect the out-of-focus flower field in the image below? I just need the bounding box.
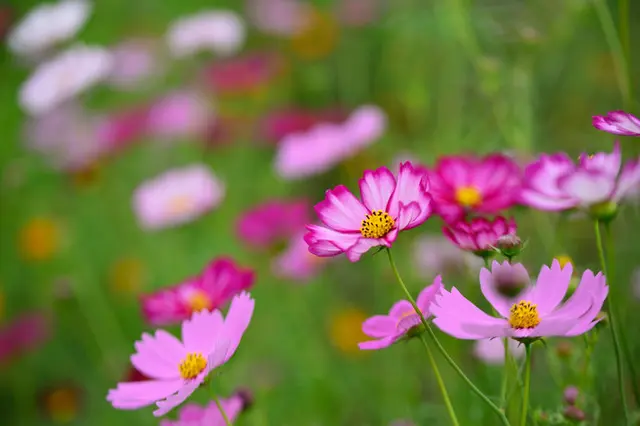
[1,0,640,425]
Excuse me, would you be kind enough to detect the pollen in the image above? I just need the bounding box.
[167,195,194,215]
[360,210,395,239]
[508,301,541,329]
[455,186,482,207]
[178,353,207,380]
[187,290,212,313]
[555,255,573,269]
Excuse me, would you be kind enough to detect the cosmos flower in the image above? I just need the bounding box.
[431,260,608,341]
[275,105,386,180]
[272,231,326,282]
[520,142,640,216]
[472,338,525,365]
[427,154,521,223]
[141,257,255,326]
[0,312,51,364]
[19,217,61,261]
[19,44,113,116]
[245,0,309,36]
[305,162,431,262]
[132,165,224,231]
[145,91,212,140]
[166,11,245,58]
[7,0,91,56]
[359,277,442,350]
[107,39,161,90]
[236,199,311,249]
[412,235,483,280]
[443,216,517,254]
[202,51,284,94]
[95,106,149,152]
[592,110,640,136]
[159,396,244,426]
[258,108,346,144]
[107,292,254,416]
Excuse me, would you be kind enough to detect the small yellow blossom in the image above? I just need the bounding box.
[19,217,61,261]
[328,307,368,357]
[555,255,573,269]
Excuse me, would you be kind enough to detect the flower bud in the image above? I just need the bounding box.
[563,405,586,422]
[235,387,254,412]
[589,201,618,223]
[563,386,579,405]
[492,264,529,298]
[495,234,523,260]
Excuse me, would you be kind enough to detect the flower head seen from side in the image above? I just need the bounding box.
[520,142,640,219]
[305,162,432,262]
[133,164,224,231]
[159,395,244,426]
[473,338,525,365]
[427,153,522,223]
[141,257,255,326]
[431,260,608,342]
[107,292,254,417]
[359,277,443,350]
[592,110,640,136]
[443,216,517,256]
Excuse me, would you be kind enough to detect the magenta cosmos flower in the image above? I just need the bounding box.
[236,199,311,249]
[159,395,243,426]
[141,257,255,326]
[133,164,224,230]
[305,162,432,262]
[0,311,51,364]
[107,292,254,416]
[593,110,640,136]
[520,142,640,213]
[427,154,521,222]
[443,216,516,254]
[272,231,326,282]
[359,277,442,350]
[432,260,607,341]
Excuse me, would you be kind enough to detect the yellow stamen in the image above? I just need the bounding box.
[555,255,573,269]
[508,301,541,329]
[167,195,194,216]
[360,210,395,239]
[178,353,207,380]
[187,290,212,313]
[455,186,482,207]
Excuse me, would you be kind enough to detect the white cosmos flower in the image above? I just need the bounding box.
[19,44,113,116]
[166,10,245,58]
[8,0,92,56]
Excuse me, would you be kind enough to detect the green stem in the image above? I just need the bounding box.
[618,0,630,95]
[419,335,460,426]
[386,249,510,426]
[594,221,630,423]
[212,393,233,426]
[500,338,510,408]
[520,345,532,426]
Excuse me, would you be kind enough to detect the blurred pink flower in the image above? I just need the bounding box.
[473,338,525,365]
[141,257,255,326]
[202,51,283,94]
[443,216,516,253]
[145,91,212,140]
[359,277,442,350]
[592,110,640,136]
[520,142,640,213]
[166,11,246,58]
[432,260,608,340]
[133,164,224,230]
[245,0,308,36]
[427,154,521,223]
[0,312,51,365]
[107,293,254,416]
[275,105,387,180]
[159,396,243,426]
[272,231,326,282]
[236,199,311,249]
[413,235,483,279]
[258,108,346,145]
[96,107,149,152]
[305,162,432,262]
[337,0,382,27]
[107,39,160,89]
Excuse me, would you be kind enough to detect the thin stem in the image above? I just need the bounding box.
[212,393,233,426]
[419,335,460,426]
[520,345,532,426]
[500,338,510,409]
[618,0,631,95]
[386,249,510,426]
[594,221,630,423]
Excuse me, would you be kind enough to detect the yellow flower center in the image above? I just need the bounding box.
[167,195,194,216]
[455,186,482,207]
[178,353,207,380]
[19,217,60,261]
[187,290,212,313]
[360,210,395,239]
[555,255,573,269]
[508,301,541,329]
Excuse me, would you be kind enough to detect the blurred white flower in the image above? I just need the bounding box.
[107,39,160,90]
[473,338,525,365]
[166,11,245,58]
[413,235,483,279]
[7,0,92,56]
[245,0,308,36]
[19,44,113,116]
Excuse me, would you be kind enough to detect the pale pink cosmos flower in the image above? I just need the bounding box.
[236,199,311,249]
[145,91,212,140]
[258,108,346,145]
[520,142,640,212]
[133,165,224,231]
[432,260,608,340]
[107,39,161,90]
[166,11,245,58]
[472,338,525,365]
[141,257,255,326]
[0,312,51,365]
[305,162,432,262]
[592,110,640,136]
[413,235,483,280]
[107,292,254,416]
[443,216,516,253]
[159,396,243,426]
[427,154,522,223]
[272,231,326,282]
[275,105,387,180]
[359,277,443,350]
[245,0,309,36]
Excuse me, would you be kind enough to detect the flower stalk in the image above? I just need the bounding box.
[520,344,532,426]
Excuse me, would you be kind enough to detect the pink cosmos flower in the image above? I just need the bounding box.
[236,199,311,249]
[141,257,255,326]
[202,51,283,94]
[413,235,483,280]
[107,39,161,90]
[107,292,254,416]
[472,338,525,365]
[520,142,640,212]
[95,107,149,152]
[145,91,212,140]
[133,164,224,230]
[275,105,387,180]
[0,312,51,365]
[305,162,432,262]
[431,260,608,340]
[258,108,346,145]
[159,396,243,426]
[245,0,309,36]
[427,154,521,223]
[443,216,516,253]
[359,277,443,350]
[592,110,640,136]
[272,231,326,282]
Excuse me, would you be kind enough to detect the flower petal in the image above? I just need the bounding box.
[358,167,396,212]
[218,292,254,361]
[181,309,224,354]
[153,379,201,417]
[314,185,368,232]
[362,315,396,338]
[557,170,615,205]
[131,330,186,380]
[524,260,572,315]
[416,276,443,315]
[358,336,396,350]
